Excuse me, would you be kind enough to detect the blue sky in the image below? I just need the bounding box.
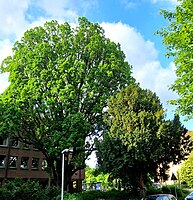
[0,0,192,133]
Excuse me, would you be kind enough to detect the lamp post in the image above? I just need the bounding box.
[61,148,73,200]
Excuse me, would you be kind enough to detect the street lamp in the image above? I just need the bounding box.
[61,148,73,200]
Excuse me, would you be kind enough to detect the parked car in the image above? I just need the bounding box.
[185,191,193,200]
[142,194,177,200]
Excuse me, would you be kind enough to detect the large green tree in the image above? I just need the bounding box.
[158,0,193,119]
[179,151,193,188]
[179,131,193,188]
[0,17,134,186]
[96,85,191,196]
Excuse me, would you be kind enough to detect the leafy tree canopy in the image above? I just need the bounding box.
[179,151,193,188]
[158,0,193,119]
[96,85,192,195]
[85,165,109,189]
[0,17,134,186]
[179,132,193,188]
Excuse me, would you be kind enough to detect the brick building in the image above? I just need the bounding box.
[0,137,85,190]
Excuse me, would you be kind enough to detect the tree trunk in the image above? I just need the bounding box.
[47,157,59,186]
[139,171,145,197]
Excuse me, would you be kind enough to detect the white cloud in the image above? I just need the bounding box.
[101,22,176,109]
[0,0,84,94]
[102,22,193,129]
[0,39,13,93]
[121,0,138,9]
[101,23,158,64]
[0,1,187,128]
[0,73,9,94]
[0,18,177,110]
[86,151,97,168]
[0,0,30,38]
[33,0,78,22]
[0,0,99,42]
[0,39,13,64]
[30,0,97,22]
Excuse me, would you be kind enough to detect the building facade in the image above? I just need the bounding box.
[0,137,85,190]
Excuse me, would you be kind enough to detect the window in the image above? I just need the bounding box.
[21,142,30,149]
[11,138,19,148]
[20,157,29,169]
[0,155,6,168]
[73,181,77,189]
[0,137,8,146]
[32,158,39,170]
[41,159,47,171]
[33,144,39,151]
[9,156,18,168]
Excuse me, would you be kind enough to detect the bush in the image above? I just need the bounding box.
[61,186,191,200]
[169,185,183,197]
[0,178,60,200]
[161,185,171,194]
[146,184,185,199]
[44,186,61,200]
[146,186,162,196]
[162,185,184,198]
[77,190,104,200]
[63,192,79,200]
[63,190,137,200]
[178,189,191,200]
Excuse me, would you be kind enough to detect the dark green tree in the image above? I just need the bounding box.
[158,0,193,119]
[0,17,134,186]
[96,85,191,196]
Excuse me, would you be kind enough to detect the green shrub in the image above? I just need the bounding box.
[168,185,183,197]
[44,186,61,200]
[162,185,183,198]
[145,184,186,199]
[64,192,79,200]
[146,186,162,195]
[77,190,104,200]
[161,185,171,194]
[0,178,60,200]
[178,189,191,200]
[66,190,136,200]
[56,186,191,200]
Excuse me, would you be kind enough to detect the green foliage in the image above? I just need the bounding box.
[85,166,96,183]
[0,17,134,185]
[85,166,110,190]
[64,192,79,200]
[145,186,162,195]
[62,187,192,200]
[179,152,193,188]
[168,185,183,198]
[96,85,192,194]
[65,190,134,200]
[158,0,193,119]
[161,185,171,194]
[0,178,60,200]
[178,188,192,200]
[146,185,185,199]
[161,185,184,198]
[188,131,193,138]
